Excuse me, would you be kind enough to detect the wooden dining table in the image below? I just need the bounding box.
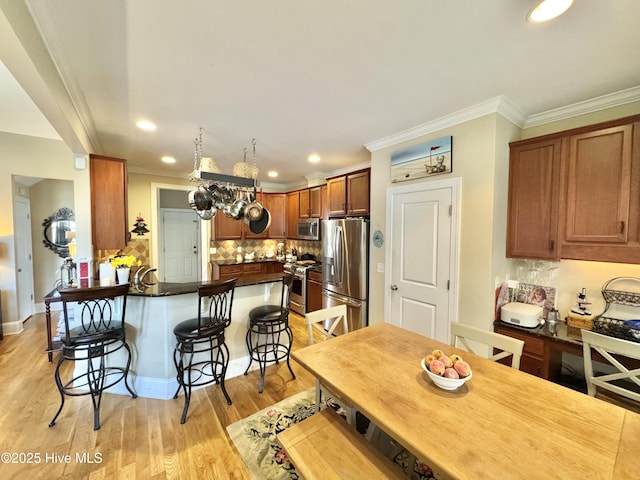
[291,322,640,479]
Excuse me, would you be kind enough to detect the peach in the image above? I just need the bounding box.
[450,354,464,364]
[432,349,444,359]
[439,355,453,368]
[429,359,445,376]
[454,360,471,378]
[425,354,437,366]
[444,367,459,379]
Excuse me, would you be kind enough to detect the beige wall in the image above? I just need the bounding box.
[0,131,90,329]
[28,178,74,300]
[369,113,520,329]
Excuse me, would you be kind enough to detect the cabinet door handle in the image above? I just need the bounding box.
[549,240,554,252]
[620,221,625,233]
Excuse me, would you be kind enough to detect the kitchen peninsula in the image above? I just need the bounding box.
[47,273,286,399]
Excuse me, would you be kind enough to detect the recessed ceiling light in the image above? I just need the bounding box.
[308,154,321,163]
[136,120,156,131]
[527,0,573,23]
[268,171,278,178]
[162,156,176,164]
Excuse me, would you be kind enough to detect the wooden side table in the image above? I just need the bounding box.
[44,289,62,362]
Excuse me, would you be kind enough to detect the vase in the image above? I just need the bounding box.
[116,267,130,285]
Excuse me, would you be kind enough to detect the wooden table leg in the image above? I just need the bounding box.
[45,300,52,362]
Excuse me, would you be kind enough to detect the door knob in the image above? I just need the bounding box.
[390,284,398,291]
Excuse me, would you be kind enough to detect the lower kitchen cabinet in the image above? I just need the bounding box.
[211,261,283,281]
[494,324,562,381]
[306,270,323,313]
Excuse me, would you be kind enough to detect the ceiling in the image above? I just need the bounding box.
[1,0,640,186]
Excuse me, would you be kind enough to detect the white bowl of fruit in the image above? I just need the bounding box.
[421,349,472,391]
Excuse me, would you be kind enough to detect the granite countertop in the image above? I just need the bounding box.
[494,319,583,346]
[128,272,285,297]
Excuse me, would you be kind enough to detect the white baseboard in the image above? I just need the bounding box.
[1,320,24,335]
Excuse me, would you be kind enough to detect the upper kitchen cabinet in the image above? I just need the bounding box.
[286,191,300,238]
[299,186,322,218]
[90,154,128,250]
[213,211,243,240]
[264,193,286,238]
[327,169,370,217]
[212,192,286,240]
[506,138,562,260]
[507,115,640,264]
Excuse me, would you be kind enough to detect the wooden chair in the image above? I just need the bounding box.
[581,329,640,409]
[305,305,355,425]
[450,321,525,369]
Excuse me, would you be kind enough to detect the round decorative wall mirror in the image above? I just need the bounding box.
[42,207,76,258]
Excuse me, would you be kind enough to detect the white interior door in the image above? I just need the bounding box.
[386,179,459,343]
[14,197,35,321]
[161,209,200,283]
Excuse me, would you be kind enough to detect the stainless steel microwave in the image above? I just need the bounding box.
[297,218,321,240]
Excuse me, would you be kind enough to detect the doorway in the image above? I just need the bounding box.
[385,178,460,343]
[151,183,208,283]
[160,209,200,283]
[14,196,35,322]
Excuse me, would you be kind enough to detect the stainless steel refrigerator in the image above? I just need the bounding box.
[322,218,369,331]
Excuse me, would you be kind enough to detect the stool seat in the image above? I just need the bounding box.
[249,305,287,322]
[174,318,226,339]
[63,322,125,345]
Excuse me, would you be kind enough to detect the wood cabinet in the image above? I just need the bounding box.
[213,212,243,240]
[212,261,283,281]
[264,193,286,238]
[299,187,322,218]
[287,191,300,239]
[306,270,323,313]
[212,192,286,240]
[327,169,370,217]
[321,185,328,220]
[90,154,128,250]
[506,139,561,260]
[507,115,640,263]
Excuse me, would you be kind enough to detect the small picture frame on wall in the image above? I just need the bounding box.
[390,135,452,183]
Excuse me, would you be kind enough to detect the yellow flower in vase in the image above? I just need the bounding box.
[109,255,142,269]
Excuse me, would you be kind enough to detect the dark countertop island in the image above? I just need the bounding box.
[128,272,285,297]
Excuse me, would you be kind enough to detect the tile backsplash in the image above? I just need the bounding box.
[210,239,322,261]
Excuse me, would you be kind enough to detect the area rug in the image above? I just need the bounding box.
[226,388,436,480]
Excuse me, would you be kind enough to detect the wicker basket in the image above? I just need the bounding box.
[592,316,640,343]
[567,314,593,330]
[233,162,259,179]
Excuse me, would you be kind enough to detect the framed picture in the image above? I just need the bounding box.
[390,135,452,183]
[515,283,557,318]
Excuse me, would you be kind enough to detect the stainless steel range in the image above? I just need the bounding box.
[283,260,320,315]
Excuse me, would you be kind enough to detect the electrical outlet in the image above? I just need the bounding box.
[377,262,384,273]
[210,247,217,254]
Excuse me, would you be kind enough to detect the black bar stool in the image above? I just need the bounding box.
[49,284,137,430]
[244,274,295,393]
[173,278,237,424]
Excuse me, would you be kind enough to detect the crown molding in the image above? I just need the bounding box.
[365,96,526,152]
[523,85,640,128]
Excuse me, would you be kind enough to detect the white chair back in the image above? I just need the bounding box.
[581,329,640,405]
[450,322,525,370]
[306,305,348,346]
[305,305,354,425]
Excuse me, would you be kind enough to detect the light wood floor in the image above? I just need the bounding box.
[0,311,315,479]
